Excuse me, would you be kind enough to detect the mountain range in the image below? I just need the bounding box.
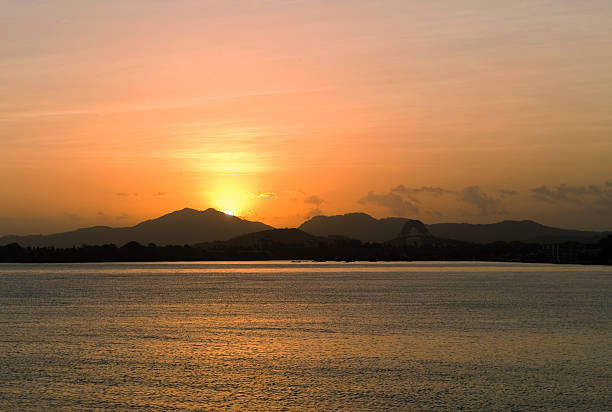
[0,208,606,248]
[0,208,271,248]
[299,213,605,244]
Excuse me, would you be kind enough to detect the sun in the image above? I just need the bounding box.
[207,182,253,217]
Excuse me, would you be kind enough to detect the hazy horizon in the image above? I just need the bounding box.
[1,206,609,238]
[2,1,611,234]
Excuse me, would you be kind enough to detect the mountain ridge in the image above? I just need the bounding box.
[0,208,272,248]
[427,219,603,244]
[2,209,607,248]
[300,213,606,244]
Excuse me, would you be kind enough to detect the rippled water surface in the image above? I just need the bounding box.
[0,261,610,410]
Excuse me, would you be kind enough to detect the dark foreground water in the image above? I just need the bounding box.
[0,262,610,411]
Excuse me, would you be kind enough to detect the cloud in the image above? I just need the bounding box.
[116,214,129,220]
[304,207,323,219]
[358,191,419,216]
[391,186,456,204]
[459,186,507,216]
[116,192,138,197]
[250,191,276,199]
[531,181,612,215]
[359,184,512,217]
[531,184,599,203]
[594,195,612,213]
[392,185,455,199]
[154,192,166,196]
[304,195,324,205]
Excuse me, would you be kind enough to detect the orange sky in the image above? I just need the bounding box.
[1,1,612,234]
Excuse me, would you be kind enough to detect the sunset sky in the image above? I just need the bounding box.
[1,0,611,235]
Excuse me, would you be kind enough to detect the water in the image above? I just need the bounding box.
[0,261,610,411]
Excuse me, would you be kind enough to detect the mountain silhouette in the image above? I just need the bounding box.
[300,213,604,244]
[427,220,603,244]
[299,213,418,242]
[2,209,606,249]
[0,208,272,248]
[220,228,334,247]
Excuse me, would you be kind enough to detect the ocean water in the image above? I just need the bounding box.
[0,261,610,411]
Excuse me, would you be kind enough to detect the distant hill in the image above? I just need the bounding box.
[426,220,603,244]
[3,209,606,248]
[0,208,272,247]
[300,213,605,244]
[299,213,415,243]
[222,228,331,247]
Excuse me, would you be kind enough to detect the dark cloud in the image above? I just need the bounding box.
[531,182,612,215]
[358,191,419,216]
[499,189,518,196]
[391,185,455,202]
[531,184,600,203]
[360,185,511,217]
[594,195,612,213]
[459,186,507,216]
[304,195,324,205]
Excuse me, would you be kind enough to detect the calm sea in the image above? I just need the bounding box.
[0,261,610,411]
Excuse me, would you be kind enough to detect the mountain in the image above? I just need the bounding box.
[426,220,603,244]
[299,213,417,242]
[0,208,273,248]
[3,209,605,249]
[300,213,605,244]
[223,228,330,247]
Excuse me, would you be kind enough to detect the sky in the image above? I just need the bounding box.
[1,0,611,235]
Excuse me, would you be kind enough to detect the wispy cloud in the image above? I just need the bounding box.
[358,190,419,216]
[250,191,277,199]
[304,195,324,205]
[1,89,328,121]
[531,184,601,203]
[459,186,507,216]
[392,185,455,201]
[531,181,612,214]
[304,207,323,219]
[360,185,510,217]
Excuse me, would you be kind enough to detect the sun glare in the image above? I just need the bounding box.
[208,184,252,217]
